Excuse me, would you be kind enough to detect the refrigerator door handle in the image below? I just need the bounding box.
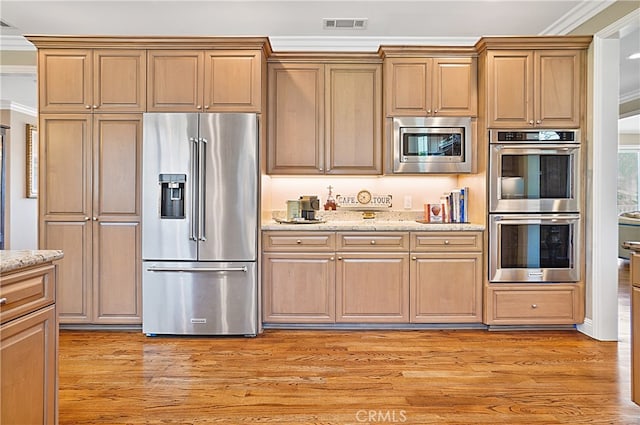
[198,137,207,241]
[189,137,199,241]
[146,266,248,273]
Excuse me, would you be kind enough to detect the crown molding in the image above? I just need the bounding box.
[0,35,36,51]
[0,100,37,117]
[269,36,479,52]
[540,0,616,35]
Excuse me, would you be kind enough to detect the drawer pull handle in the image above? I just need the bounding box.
[0,298,7,306]
[371,240,376,245]
[531,304,538,309]
[296,240,302,244]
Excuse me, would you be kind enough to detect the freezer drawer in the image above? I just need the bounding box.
[142,261,257,336]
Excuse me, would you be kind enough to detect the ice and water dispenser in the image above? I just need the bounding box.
[159,174,186,219]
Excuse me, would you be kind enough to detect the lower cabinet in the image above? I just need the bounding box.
[484,284,584,325]
[262,230,483,325]
[631,253,639,405]
[1,263,58,425]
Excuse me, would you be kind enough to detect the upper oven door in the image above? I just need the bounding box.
[489,144,581,213]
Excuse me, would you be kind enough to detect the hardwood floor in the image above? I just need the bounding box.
[59,266,640,425]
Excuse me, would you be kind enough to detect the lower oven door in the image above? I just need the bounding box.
[489,214,581,282]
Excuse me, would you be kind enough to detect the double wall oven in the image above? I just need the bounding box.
[488,129,581,283]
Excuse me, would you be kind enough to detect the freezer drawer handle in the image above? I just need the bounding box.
[147,266,248,273]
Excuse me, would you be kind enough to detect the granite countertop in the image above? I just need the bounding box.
[0,250,64,274]
[262,211,485,232]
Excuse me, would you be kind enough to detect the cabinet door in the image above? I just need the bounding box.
[93,50,146,112]
[40,115,92,219]
[262,253,335,323]
[1,305,57,425]
[93,114,141,218]
[410,253,482,323]
[384,58,430,116]
[39,49,92,113]
[325,64,382,174]
[41,221,92,323]
[93,221,141,323]
[147,50,204,111]
[535,50,582,128]
[267,63,324,174]
[336,253,409,322]
[487,50,534,128]
[432,57,477,117]
[204,50,262,112]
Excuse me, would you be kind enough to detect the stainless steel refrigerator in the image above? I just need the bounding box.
[142,113,258,336]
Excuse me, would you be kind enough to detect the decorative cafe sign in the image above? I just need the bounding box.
[336,190,393,208]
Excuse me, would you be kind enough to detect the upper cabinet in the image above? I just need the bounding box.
[267,58,382,175]
[39,49,146,113]
[383,54,477,117]
[478,37,591,129]
[147,49,263,112]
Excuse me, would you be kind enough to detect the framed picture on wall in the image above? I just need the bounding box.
[26,123,37,198]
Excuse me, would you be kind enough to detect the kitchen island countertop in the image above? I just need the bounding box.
[0,250,64,274]
[262,220,485,232]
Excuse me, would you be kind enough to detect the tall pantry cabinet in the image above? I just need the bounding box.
[33,42,145,324]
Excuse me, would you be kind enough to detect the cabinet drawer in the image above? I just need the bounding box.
[0,265,55,325]
[486,285,582,325]
[411,231,482,252]
[263,232,335,252]
[337,232,409,251]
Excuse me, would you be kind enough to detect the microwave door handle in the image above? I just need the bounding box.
[189,137,198,241]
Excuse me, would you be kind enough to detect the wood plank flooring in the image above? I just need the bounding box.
[58,263,640,425]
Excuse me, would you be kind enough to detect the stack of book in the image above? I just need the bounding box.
[424,187,469,223]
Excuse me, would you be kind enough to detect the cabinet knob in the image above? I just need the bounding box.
[296,239,302,244]
[0,297,7,306]
[434,109,438,114]
[412,256,417,261]
[529,120,534,125]
[427,109,432,114]
[536,120,541,124]
[444,240,450,245]
[93,105,98,109]
[93,217,98,221]
[196,105,202,110]
[85,105,91,109]
[319,167,323,171]
[330,257,335,261]
[84,216,90,221]
[370,240,376,245]
[204,105,210,109]
[531,304,538,309]
[338,256,343,261]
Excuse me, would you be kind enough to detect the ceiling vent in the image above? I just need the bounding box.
[323,18,368,30]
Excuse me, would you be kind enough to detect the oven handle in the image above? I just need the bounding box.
[492,214,580,223]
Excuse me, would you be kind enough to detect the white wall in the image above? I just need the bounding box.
[1,102,38,249]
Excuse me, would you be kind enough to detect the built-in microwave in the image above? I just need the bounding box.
[392,117,472,174]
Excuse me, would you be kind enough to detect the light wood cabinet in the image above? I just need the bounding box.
[263,230,482,326]
[39,114,142,324]
[632,253,640,405]
[384,56,477,117]
[336,252,409,322]
[267,61,382,174]
[486,49,583,128]
[485,284,584,325]
[39,49,146,113]
[262,232,336,323]
[410,232,483,323]
[1,263,58,425]
[147,50,263,112]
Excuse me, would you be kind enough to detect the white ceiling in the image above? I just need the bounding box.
[0,0,638,128]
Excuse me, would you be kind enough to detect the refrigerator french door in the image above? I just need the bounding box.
[142,113,258,336]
